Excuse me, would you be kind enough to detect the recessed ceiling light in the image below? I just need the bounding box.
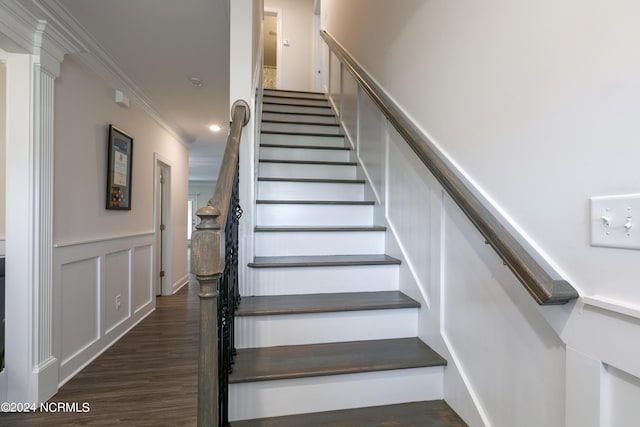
[189,77,203,87]
[209,124,222,132]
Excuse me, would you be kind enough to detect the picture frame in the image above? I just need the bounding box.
[106,125,134,210]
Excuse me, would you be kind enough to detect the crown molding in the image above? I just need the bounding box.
[0,0,40,54]
[33,0,190,146]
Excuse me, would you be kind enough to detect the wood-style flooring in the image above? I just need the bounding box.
[1,278,200,427]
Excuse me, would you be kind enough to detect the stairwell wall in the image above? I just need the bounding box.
[321,1,640,425]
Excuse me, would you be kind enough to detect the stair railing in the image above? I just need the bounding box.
[320,30,578,305]
[191,99,250,427]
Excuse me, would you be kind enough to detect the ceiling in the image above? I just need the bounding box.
[56,0,232,182]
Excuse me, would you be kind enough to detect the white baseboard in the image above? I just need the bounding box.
[172,274,190,294]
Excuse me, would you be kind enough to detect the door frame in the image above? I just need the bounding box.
[154,154,173,296]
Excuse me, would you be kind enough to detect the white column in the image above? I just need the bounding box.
[3,17,73,403]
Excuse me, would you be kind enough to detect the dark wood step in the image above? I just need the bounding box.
[262,119,340,128]
[261,130,341,137]
[256,200,375,206]
[262,110,335,118]
[257,177,364,184]
[261,143,350,151]
[236,291,420,316]
[264,89,327,98]
[248,254,401,268]
[232,400,467,427]
[230,337,446,383]
[264,102,332,109]
[254,225,386,232]
[259,159,356,166]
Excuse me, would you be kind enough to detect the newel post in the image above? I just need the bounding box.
[191,204,222,427]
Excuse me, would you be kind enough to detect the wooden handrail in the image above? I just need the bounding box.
[321,31,578,305]
[191,99,250,427]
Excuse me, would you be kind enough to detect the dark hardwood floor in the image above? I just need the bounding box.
[1,278,200,427]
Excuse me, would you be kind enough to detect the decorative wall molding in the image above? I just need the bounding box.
[0,1,40,54]
[583,295,640,321]
[54,231,155,249]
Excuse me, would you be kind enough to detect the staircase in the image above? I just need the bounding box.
[230,89,467,426]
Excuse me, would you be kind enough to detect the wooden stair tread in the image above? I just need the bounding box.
[257,177,364,184]
[264,88,326,96]
[259,159,355,166]
[262,119,339,127]
[232,400,467,427]
[256,200,374,205]
[254,225,386,232]
[248,254,401,268]
[260,143,350,151]
[263,102,332,109]
[236,291,420,316]
[262,110,335,118]
[230,337,446,383]
[261,130,341,137]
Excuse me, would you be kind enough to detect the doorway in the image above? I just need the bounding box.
[187,195,198,243]
[155,158,172,296]
[263,10,282,89]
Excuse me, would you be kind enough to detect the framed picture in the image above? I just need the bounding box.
[106,125,133,210]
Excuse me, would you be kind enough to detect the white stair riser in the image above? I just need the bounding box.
[261,133,345,147]
[264,90,326,100]
[235,309,418,348]
[259,162,356,180]
[242,265,399,296]
[261,133,345,148]
[263,112,336,124]
[263,96,330,107]
[229,367,444,421]
[257,204,373,227]
[262,104,333,115]
[258,181,364,201]
[254,231,384,256]
[262,122,342,135]
[260,146,350,162]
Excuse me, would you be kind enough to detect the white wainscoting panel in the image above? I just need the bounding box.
[133,245,153,313]
[357,90,387,204]
[329,52,341,115]
[603,364,640,425]
[442,196,566,427]
[341,69,358,147]
[105,250,131,334]
[60,257,99,365]
[386,129,432,300]
[54,233,155,385]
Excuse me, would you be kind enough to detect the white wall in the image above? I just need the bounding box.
[52,55,189,385]
[0,61,5,255]
[321,0,640,306]
[321,2,640,425]
[264,0,315,91]
[189,181,217,213]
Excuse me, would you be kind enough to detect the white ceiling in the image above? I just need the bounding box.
[56,0,232,182]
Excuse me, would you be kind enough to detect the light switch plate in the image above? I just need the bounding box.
[590,194,640,249]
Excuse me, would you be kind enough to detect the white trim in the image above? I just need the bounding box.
[172,274,190,294]
[583,295,640,320]
[154,153,174,296]
[0,1,40,54]
[54,232,155,249]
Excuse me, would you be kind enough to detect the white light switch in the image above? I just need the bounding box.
[590,194,640,249]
